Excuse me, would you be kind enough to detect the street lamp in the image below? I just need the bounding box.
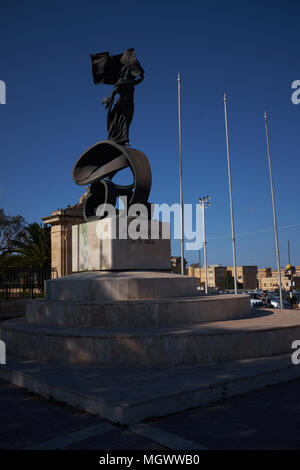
[199,196,211,294]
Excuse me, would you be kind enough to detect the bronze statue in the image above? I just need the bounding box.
[91,48,144,146]
[72,49,151,221]
[103,66,144,146]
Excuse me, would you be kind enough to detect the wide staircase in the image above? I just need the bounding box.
[0,271,300,424]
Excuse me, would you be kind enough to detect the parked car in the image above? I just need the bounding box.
[250,293,263,308]
[268,294,291,309]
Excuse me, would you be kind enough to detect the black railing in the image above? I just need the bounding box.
[0,267,57,299]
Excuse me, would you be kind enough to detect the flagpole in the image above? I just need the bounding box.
[264,111,283,309]
[178,72,184,275]
[202,201,208,294]
[224,93,238,294]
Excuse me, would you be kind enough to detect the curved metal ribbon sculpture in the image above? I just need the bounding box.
[72,140,152,221]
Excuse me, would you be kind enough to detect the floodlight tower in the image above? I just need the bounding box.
[199,196,211,294]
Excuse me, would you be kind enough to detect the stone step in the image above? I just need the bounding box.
[0,300,28,321]
[45,271,197,302]
[1,309,300,364]
[26,294,251,327]
[0,353,299,425]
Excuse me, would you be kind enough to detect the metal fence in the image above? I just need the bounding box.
[0,267,57,299]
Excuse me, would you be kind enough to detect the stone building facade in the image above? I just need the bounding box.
[171,257,187,274]
[188,264,229,290]
[42,207,84,278]
[227,266,258,290]
[187,264,258,290]
[41,190,90,277]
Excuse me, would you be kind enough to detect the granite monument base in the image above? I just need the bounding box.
[72,217,171,272]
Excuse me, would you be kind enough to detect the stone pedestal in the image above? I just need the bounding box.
[72,217,171,272]
[45,271,196,302]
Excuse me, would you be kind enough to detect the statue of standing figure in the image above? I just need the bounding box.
[91,48,144,146]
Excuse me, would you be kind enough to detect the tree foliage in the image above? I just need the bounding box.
[0,209,51,268]
[12,223,51,268]
[0,208,26,264]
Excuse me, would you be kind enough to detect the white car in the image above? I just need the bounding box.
[269,296,290,309]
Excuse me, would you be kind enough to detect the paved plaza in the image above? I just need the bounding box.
[1,375,300,450]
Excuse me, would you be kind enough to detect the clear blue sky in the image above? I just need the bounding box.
[0,0,299,268]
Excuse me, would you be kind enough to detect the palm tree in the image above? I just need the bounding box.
[12,223,51,268]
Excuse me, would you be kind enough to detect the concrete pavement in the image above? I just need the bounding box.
[1,375,300,450]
